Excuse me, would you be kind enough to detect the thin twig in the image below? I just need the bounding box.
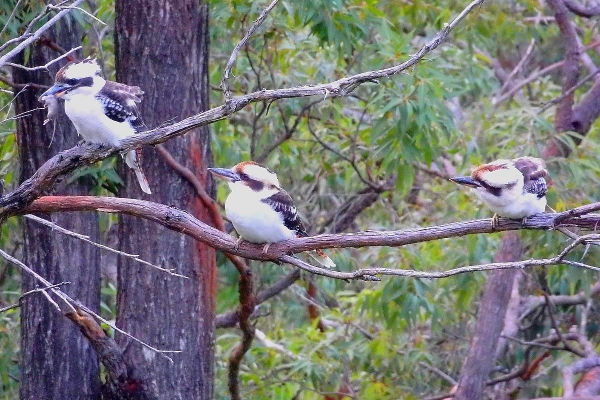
[539,65,600,114]
[0,248,181,361]
[220,0,280,100]
[5,46,81,72]
[0,281,70,313]
[23,214,187,278]
[280,233,600,281]
[543,293,586,357]
[0,0,24,38]
[47,4,106,25]
[0,248,76,312]
[419,361,457,385]
[0,0,86,68]
[500,38,536,92]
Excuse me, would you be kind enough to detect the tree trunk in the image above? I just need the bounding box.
[455,231,523,400]
[114,1,215,398]
[14,21,101,400]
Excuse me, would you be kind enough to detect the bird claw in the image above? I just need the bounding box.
[521,216,528,226]
[233,237,244,251]
[491,213,500,229]
[262,243,271,254]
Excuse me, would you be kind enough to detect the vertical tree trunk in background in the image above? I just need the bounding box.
[455,231,523,400]
[115,1,215,398]
[14,21,101,399]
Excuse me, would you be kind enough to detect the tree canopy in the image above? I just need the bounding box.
[3,0,600,399]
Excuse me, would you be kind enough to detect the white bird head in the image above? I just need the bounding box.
[40,58,105,100]
[208,161,281,198]
[450,156,548,219]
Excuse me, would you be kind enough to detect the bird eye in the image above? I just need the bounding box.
[66,78,79,85]
[239,173,249,180]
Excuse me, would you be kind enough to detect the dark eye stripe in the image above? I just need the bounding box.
[79,77,94,86]
[65,77,94,87]
[477,180,502,197]
[246,179,263,191]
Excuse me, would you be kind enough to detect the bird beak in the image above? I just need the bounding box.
[449,176,481,188]
[207,168,240,182]
[40,83,70,99]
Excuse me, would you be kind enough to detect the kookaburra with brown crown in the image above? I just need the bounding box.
[40,58,151,194]
[208,161,336,268]
[450,157,548,227]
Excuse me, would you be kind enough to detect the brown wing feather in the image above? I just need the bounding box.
[513,157,548,198]
[96,81,146,132]
[261,189,308,237]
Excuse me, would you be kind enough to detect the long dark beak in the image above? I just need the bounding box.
[207,168,240,182]
[40,83,70,98]
[449,176,481,188]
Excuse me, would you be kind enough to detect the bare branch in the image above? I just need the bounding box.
[500,38,536,93]
[419,361,457,386]
[0,248,76,312]
[23,214,187,278]
[5,46,81,71]
[494,60,563,106]
[0,282,70,313]
[0,248,181,361]
[220,0,280,100]
[15,196,600,266]
[544,293,586,357]
[564,0,600,17]
[539,66,600,114]
[0,0,86,69]
[47,3,106,25]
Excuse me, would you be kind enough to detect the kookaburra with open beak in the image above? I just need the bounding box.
[209,161,336,268]
[450,157,548,227]
[40,57,151,194]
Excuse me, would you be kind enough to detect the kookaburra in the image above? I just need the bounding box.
[40,58,151,194]
[450,156,548,227]
[208,161,336,268]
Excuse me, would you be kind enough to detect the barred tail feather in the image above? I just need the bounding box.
[308,249,336,269]
[125,149,151,194]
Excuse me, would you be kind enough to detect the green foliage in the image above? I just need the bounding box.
[208,0,600,397]
[3,0,600,397]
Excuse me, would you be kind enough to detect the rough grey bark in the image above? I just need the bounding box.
[455,231,523,400]
[14,20,101,400]
[114,0,215,398]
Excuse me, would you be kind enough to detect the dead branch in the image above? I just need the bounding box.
[0,248,180,361]
[10,196,600,282]
[0,0,86,68]
[0,282,70,313]
[4,46,81,72]
[13,196,597,258]
[221,0,280,100]
[564,0,600,17]
[23,214,184,277]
